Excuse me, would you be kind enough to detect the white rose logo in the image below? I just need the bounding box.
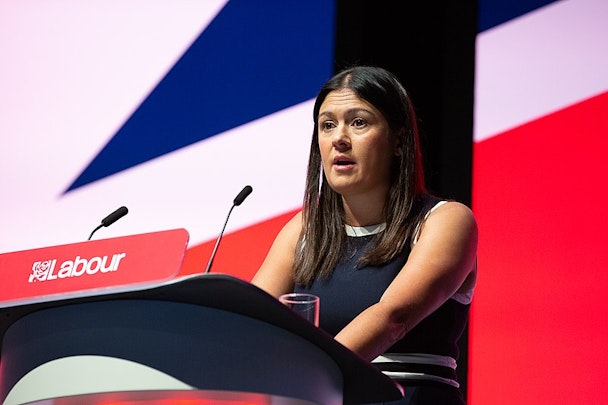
[29,260,54,282]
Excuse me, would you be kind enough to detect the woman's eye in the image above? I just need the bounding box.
[353,118,366,127]
[321,121,335,130]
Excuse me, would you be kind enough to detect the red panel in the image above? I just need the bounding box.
[0,229,189,306]
[469,91,608,404]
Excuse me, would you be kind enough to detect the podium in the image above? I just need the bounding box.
[0,229,403,405]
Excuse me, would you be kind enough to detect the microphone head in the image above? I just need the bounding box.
[101,206,129,227]
[233,185,253,206]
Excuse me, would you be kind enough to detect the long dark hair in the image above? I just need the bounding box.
[294,66,434,285]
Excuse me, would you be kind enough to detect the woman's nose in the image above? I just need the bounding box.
[332,126,351,150]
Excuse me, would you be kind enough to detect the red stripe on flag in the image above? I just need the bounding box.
[469,90,608,404]
[179,209,299,281]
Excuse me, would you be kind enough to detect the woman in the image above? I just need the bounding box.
[252,66,477,404]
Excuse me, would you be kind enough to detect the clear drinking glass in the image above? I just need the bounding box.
[279,293,320,326]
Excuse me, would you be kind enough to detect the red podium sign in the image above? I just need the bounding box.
[0,229,189,307]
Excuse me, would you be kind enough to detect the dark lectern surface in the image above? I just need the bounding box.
[0,273,404,404]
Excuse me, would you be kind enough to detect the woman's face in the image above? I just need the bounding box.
[317,88,397,199]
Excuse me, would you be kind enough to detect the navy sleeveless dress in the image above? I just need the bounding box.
[295,218,471,404]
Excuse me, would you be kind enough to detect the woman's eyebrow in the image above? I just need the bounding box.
[319,107,374,118]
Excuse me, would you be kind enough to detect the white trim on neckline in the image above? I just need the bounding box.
[344,223,386,237]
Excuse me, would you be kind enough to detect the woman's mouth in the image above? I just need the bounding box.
[333,156,356,170]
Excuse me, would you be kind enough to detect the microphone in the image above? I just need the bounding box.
[233,185,253,206]
[204,185,253,274]
[88,206,129,240]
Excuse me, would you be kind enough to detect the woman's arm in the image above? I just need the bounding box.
[251,211,302,298]
[334,201,478,361]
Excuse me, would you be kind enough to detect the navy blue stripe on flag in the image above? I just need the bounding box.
[67,0,335,192]
[478,0,560,32]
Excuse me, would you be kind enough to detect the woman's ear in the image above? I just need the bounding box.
[393,131,403,156]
